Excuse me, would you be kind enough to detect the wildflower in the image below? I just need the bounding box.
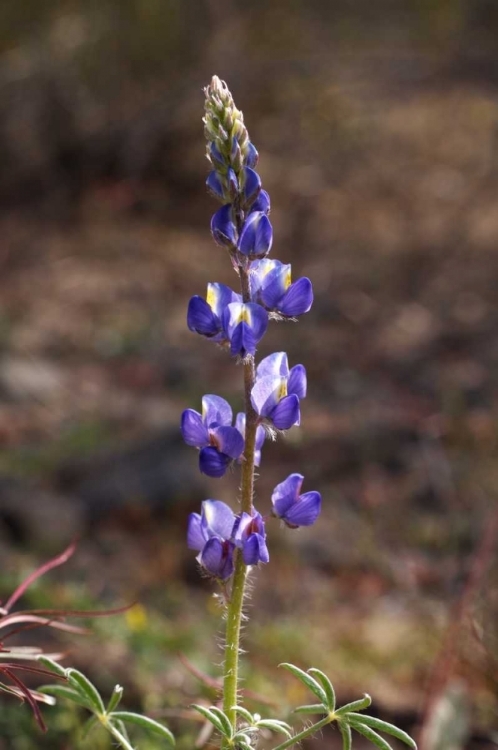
[251,352,307,430]
[223,301,268,357]
[181,395,244,477]
[187,282,241,343]
[187,500,236,580]
[250,259,313,317]
[232,511,269,565]
[271,474,321,528]
[237,211,273,259]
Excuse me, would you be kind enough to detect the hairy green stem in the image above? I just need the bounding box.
[271,715,333,750]
[221,264,258,747]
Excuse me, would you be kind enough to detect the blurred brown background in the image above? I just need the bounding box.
[0,1,497,748]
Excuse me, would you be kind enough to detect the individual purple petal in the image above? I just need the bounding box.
[187,512,205,550]
[251,189,270,214]
[237,212,273,259]
[288,365,307,399]
[181,409,209,447]
[251,376,287,417]
[211,204,237,248]
[210,425,245,459]
[202,394,233,428]
[206,171,225,201]
[242,534,269,565]
[200,538,235,580]
[201,499,236,539]
[258,262,292,308]
[245,142,259,168]
[209,142,225,169]
[199,446,230,477]
[278,277,314,317]
[226,168,238,200]
[271,393,300,429]
[256,352,289,380]
[187,296,220,336]
[241,167,262,207]
[271,473,304,518]
[206,282,241,319]
[284,491,321,528]
[254,424,265,466]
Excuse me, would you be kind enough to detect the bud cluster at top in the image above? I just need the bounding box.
[182,76,321,583]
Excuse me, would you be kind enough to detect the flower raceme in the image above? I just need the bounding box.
[183,76,321,584]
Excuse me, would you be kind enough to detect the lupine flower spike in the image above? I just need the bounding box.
[182,77,320,586]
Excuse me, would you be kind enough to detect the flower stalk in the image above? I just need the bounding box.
[182,75,321,743]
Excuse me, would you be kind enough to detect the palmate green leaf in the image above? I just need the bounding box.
[293,703,327,715]
[111,711,175,745]
[335,694,372,717]
[347,714,417,749]
[192,704,232,738]
[38,684,94,710]
[66,669,105,714]
[350,721,395,750]
[308,668,336,712]
[279,663,328,707]
[339,720,352,750]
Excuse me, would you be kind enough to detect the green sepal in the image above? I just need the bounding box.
[237,742,253,750]
[38,684,94,710]
[191,704,232,738]
[111,711,175,744]
[66,669,105,714]
[347,714,417,749]
[232,705,254,724]
[37,657,67,677]
[293,703,327,715]
[257,719,293,737]
[339,720,352,750]
[106,684,124,714]
[308,668,336,711]
[335,694,372,716]
[279,663,328,706]
[350,721,394,750]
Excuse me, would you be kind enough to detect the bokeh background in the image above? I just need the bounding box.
[0,1,497,748]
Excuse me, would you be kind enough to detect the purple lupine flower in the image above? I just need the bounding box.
[250,259,313,318]
[245,142,259,168]
[232,510,269,565]
[187,282,241,343]
[222,301,268,357]
[211,204,238,248]
[250,189,270,215]
[235,413,265,467]
[206,169,238,203]
[187,500,237,579]
[181,395,244,477]
[240,167,262,209]
[237,211,273,259]
[271,474,321,528]
[250,352,307,430]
